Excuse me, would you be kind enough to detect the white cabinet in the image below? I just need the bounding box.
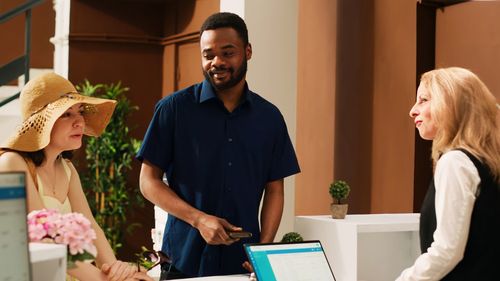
[29,243,66,281]
[295,214,420,281]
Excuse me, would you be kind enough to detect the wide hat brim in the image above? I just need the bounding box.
[1,93,117,152]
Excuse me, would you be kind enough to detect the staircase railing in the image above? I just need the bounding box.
[0,0,45,108]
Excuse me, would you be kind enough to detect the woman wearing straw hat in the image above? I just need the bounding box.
[0,73,151,281]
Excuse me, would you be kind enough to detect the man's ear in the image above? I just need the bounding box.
[246,43,252,60]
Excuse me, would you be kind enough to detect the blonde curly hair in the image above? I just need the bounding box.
[419,67,500,183]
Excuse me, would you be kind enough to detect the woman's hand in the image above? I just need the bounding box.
[101,260,137,281]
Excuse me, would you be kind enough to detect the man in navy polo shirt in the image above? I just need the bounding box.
[137,12,300,279]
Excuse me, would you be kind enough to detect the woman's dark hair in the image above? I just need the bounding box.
[18,150,73,166]
[200,12,249,46]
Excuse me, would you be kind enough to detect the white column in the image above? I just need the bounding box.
[221,0,299,242]
[220,0,245,17]
[50,0,71,78]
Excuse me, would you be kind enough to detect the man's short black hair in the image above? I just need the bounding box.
[200,12,249,46]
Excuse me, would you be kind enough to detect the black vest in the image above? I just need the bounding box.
[419,149,500,280]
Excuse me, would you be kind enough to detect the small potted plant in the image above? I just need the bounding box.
[329,180,350,219]
[281,232,304,243]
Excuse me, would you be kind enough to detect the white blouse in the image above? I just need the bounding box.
[396,150,481,281]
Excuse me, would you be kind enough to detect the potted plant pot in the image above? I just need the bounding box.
[330,203,348,219]
[329,180,351,219]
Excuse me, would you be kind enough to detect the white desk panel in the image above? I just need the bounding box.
[295,214,420,281]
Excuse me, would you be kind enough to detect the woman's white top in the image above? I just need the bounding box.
[396,150,481,281]
[37,158,73,214]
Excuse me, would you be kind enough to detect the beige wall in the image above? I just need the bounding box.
[436,1,500,100]
[295,0,337,215]
[370,0,416,213]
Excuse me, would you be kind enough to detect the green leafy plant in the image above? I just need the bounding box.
[329,180,350,204]
[281,232,304,243]
[78,80,142,252]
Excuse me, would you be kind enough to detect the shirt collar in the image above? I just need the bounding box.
[200,79,254,105]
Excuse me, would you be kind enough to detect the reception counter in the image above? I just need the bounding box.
[29,241,248,281]
[152,206,419,280]
[30,242,66,281]
[295,213,420,281]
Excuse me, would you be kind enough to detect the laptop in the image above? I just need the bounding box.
[0,172,32,281]
[244,240,336,281]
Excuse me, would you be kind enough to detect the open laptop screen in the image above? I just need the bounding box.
[244,241,336,281]
[0,172,31,281]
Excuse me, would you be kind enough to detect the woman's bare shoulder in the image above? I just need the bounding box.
[0,151,29,171]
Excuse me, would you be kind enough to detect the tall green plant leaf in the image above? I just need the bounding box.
[77,80,142,252]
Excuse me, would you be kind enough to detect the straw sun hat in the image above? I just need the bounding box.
[1,72,117,152]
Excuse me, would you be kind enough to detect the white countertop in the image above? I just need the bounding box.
[296,213,419,232]
[29,242,67,281]
[29,242,66,263]
[295,213,420,281]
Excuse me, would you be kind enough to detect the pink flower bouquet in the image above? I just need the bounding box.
[27,209,97,268]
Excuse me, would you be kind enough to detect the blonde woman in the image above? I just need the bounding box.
[397,67,500,280]
[0,73,151,281]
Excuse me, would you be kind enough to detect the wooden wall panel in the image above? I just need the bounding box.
[161,0,218,94]
[295,0,337,215]
[297,0,417,215]
[174,0,219,35]
[162,44,176,96]
[370,0,416,213]
[70,0,164,36]
[436,1,500,100]
[177,41,203,90]
[334,0,374,214]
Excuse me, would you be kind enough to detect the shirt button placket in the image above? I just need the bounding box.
[227,134,233,168]
[226,119,233,192]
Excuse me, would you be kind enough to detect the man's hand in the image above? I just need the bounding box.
[243,261,257,280]
[194,213,242,245]
[242,261,253,273]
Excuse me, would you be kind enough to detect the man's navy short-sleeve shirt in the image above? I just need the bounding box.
[136,80,300,277]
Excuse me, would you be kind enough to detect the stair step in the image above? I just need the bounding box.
[0,97,21,115]
[0,68,54,144]
[0,85,20,99]
[0,84,22,116]
[0,113,22,145]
